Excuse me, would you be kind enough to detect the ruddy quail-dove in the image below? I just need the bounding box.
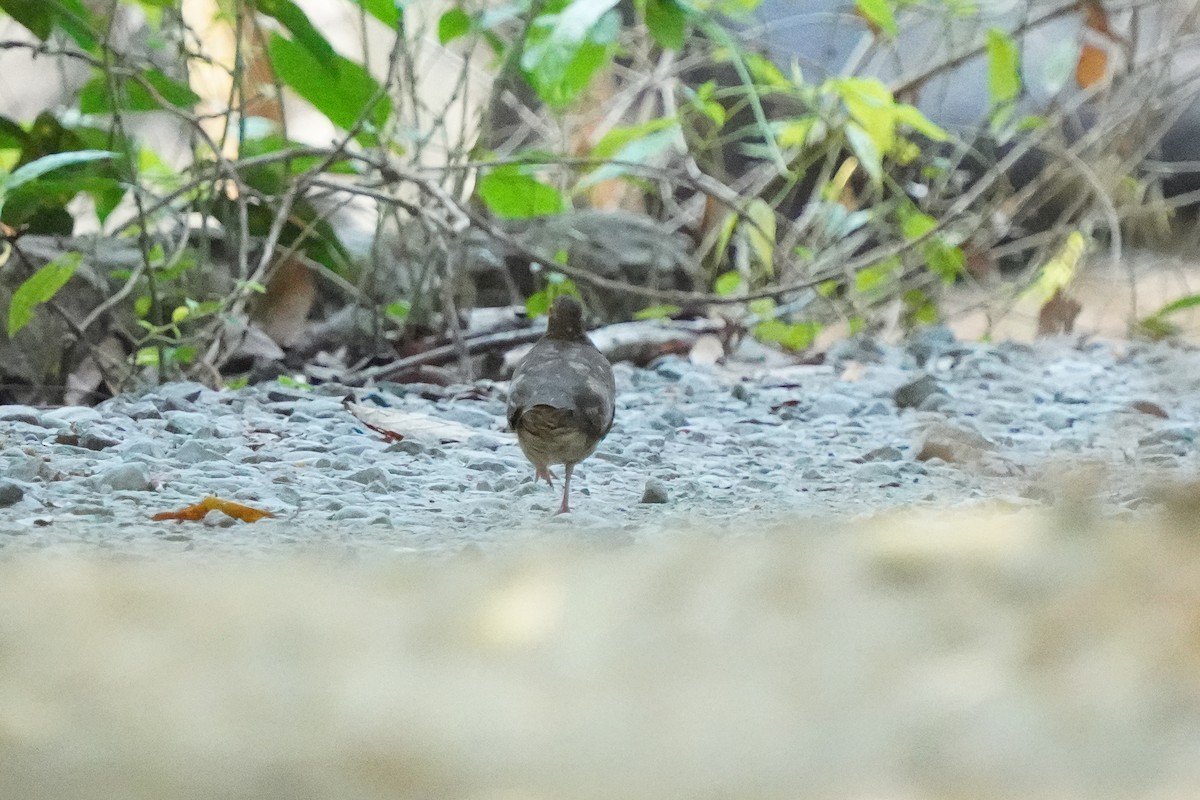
[507,295,616,513]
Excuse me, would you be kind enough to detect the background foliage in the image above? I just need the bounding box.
[0,0,1194,401]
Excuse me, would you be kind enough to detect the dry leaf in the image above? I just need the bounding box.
[344,399,486,444]
[839,361,867,382]
[153,496,275,523]
[1130,400,1169,419]
[688,334,724,366]
[1080,0,1113,36]
[255,257,316,347]
[1037,289,1083,336]
[1076,43,1108,88]
[1076,0,1115,88]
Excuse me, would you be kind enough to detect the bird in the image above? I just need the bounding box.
[507,295,616,514]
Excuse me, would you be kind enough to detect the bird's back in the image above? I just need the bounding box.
[507,337,615,441]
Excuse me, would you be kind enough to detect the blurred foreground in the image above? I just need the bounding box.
[2,504,1200,799]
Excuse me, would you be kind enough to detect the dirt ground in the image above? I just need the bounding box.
[2,503,1200,800]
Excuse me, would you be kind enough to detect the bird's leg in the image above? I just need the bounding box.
[557,463,574,514]
[535,465,555,486]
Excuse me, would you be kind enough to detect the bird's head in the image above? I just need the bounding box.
[545,295,587,340]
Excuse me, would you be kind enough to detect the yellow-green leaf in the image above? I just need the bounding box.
[986,28,1021,109]
[6,252,80,338]
[855,0,898,36]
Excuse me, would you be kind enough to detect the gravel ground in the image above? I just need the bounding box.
[1,329,1198,555]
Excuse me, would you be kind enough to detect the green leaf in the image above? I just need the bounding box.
[829,77,896,156]
[855,0,897,37]
[526,290,551,317]
[1151,293,1200,318]
[903,288,939,325]
[0,0,54,38]
[521,0,621,110]
[2,150,115,194]
[0,150,115,218]
[477,165,566,218]
[854,259,900,294]
[386,300,411,320]
[526,273,579,317]
[255,0,336,67]
[633,303,680,320]
[644,0,687,49]
[745,198,776,278]
[754,319,820,351]
[267,32,390,143]
[579,120,679,188]
[985,28,1021,110]
[0,0,96,48]
[135,346,160,367]
[6,251,80,338]
[843,122,882,184]
[923,240,965,282]
[714,271,743,295]
[438,8,471,43]
[899,207,937,240]
[892,104,948,142]
[353,0,402,27]
[172,345,198,365]
[78,68,200,113]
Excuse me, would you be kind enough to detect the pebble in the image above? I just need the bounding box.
[95,463,152,492]
[640,479,669,504]
[0,406,42,426]
[894,375,944,410]
[0,480,24,507]
[0,337,1193,555]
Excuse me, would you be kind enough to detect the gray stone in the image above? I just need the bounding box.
[0,406,43,426]
[79,431,121,451]
[4,455,43,483]
[439,407,498,429]
[858,463,901,483]
[905,325,957,366]
[117,440,161,458]
[1039,408,1074,431]
[0,480,24,507]
[730,383,753,402]
[388,440,429,456]
[640,479,669,504]
[649,408,689,430]
[348,466,389,486]
[466,459,510,474]
[43,406,103,426]
[1139,428,1196,447]
[125,401,163,421]
[893,375,944,410]
[174,441,226,464]
[917,393,951,412]
[164,411,213,437]
[862,446,904,462]
[808,394,859,418]
[653,357,687,380]
[96,463,152,492]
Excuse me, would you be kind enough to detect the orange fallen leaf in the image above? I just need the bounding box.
[1076,0,1117,88]
[153,496,276,523]
[1076,42,1108,88]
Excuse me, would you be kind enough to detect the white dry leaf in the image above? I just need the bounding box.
[839,361,867,383]
[688,334,725,366]
[344,401,495,444]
